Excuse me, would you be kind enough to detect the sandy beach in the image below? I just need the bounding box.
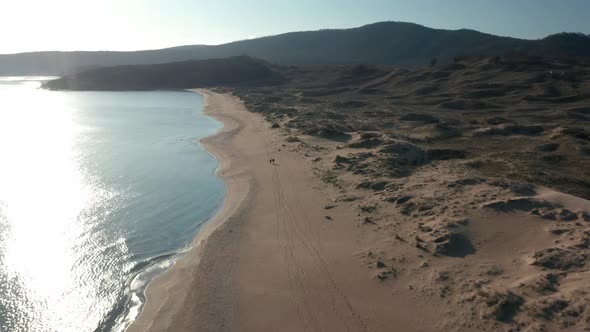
[129,89,590,332]
[129,90,447,331]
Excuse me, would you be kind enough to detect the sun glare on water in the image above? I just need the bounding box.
[0,80,128,331]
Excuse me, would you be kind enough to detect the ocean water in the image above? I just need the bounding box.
[0,78,225,332]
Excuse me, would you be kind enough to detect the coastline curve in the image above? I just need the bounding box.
[127,89,252,331]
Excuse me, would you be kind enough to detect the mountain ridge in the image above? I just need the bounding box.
[2,21,589,75]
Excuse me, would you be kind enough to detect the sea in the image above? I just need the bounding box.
[0,77,226,332]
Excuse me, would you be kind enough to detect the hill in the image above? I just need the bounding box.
[42,56,283,91]
[2,22,590,75]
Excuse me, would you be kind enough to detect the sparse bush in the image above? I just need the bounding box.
[286,136,300,143]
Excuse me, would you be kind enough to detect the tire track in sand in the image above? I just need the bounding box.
[251,114,369,332]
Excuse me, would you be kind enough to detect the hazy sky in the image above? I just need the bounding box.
[2,0,589,54]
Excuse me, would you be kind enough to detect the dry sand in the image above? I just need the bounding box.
[129,89,590,332]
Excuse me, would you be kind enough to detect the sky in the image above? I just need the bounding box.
[1,0,589,54]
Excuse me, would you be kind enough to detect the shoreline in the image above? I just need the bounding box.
[126,88,443,331]
[127,89,252,331]
[123,88,590,331]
